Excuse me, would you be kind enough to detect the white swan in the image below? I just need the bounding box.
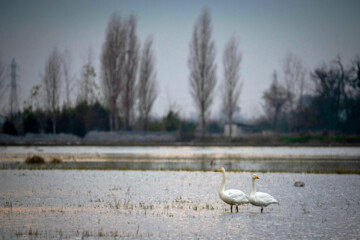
[247,174,279,213]
[216,167,248,212]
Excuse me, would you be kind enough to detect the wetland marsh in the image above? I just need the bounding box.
[1,170,359,239]
[1,146,360,173]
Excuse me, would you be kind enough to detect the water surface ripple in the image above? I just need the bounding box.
[1,170,359,239]
[2,146,360,158]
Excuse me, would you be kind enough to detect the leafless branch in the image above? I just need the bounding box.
[101,12,127,131]
[62,49,75,107]
[282,51,307,109]
[221,35,242,137]
[188,9,217,138]
[122,14,139,130]
[78,47,98,105]
[138,36,158,130]
[42,47,62,133]
[263,70,292,129]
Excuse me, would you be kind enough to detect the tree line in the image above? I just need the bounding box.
[188,9,360,136]
[1,9,359,138]
[258,55,360,134]
[36,13,158,134]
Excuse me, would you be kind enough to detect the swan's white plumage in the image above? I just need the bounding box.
[216,167,248,211]
[222,188,248,205]
[250,191,278,207]
[247,174,279,212]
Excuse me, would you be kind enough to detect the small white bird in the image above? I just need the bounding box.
[216,167,249,212]
[247,174,279,213]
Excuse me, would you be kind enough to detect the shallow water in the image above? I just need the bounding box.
[1,170,359,239]
[2,146,360,173]
[2,146,360,158]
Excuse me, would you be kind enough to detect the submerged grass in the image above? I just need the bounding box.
[2,170,359,239]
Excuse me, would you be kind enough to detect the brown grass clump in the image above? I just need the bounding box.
[25,155,45,164]
[51,157,62,164]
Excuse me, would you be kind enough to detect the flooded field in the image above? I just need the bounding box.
[1,170,359,239]
[2,146,360,159]
[1,146,360,173]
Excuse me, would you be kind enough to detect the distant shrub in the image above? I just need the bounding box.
[334,135,360,144]
[50,157,62,164]
[22,108,40,133]
[25,155,45,164]
[3,120,18,135]
[280,136,310,143]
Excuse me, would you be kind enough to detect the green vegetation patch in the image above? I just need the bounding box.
[280,136,310,143]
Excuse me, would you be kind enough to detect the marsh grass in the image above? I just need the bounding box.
[14,231,23,237]
[204,203,215,210]
[98,228,105,237]
[175,196,192,203]
[301,203,310,214]
[139,201,153,210]
[4,171,358,239]
[4,201,13,209]
[82,230,91,238]
[51,157,62,164]
[10,228,155,239]
[28,228,39,236]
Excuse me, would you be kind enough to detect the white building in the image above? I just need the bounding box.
[223,124,242,138]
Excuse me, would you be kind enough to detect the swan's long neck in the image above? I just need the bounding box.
[251,178,256,194]
[219,170,226,194]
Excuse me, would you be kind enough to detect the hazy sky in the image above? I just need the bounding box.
[1,0,360,119]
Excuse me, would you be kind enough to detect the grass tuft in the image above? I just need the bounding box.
[51,157,62,164]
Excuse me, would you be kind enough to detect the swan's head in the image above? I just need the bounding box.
[252,174,260,180]
[216,167,225,172]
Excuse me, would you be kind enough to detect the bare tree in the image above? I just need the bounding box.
[188,9,217,138]
[62,49,75,107]
[101,12,127,131]
[78,47,98,105]
[221,36,243,138]
[42,47,62,134]
[24,85,42,111]
[310,56,350,130]
[138,36,157,130]
[349,55,360,92]
[263,70,292,130]
[122,14,139,130]
[282,51,307,109]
